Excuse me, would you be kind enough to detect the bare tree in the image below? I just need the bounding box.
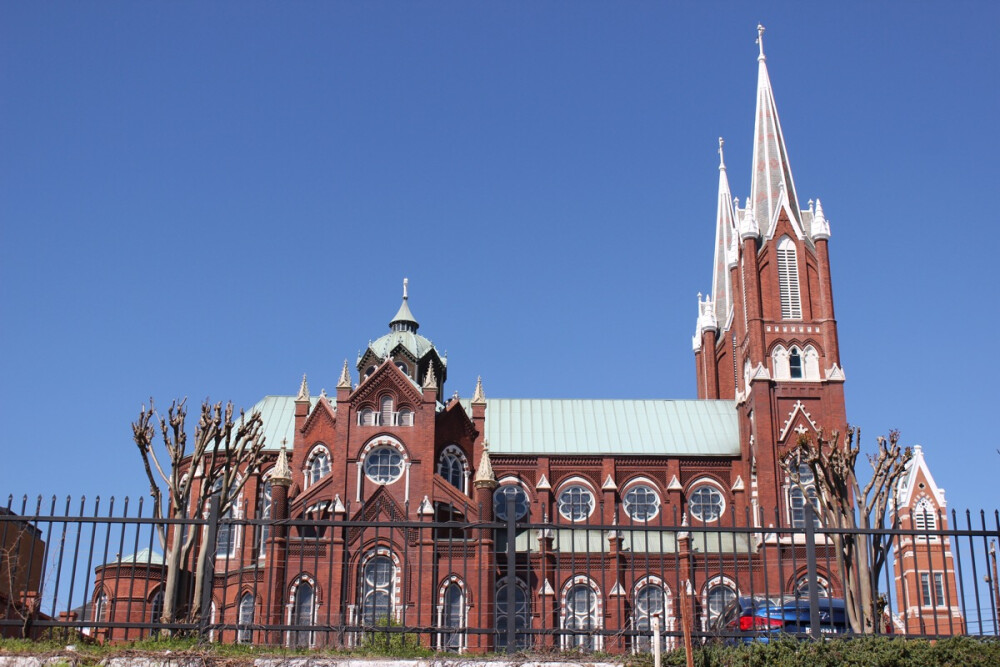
[132,398,265,631]
[784,427,911,634]
[1,522,43,638]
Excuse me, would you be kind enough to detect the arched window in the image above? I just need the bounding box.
[380,396,394,426]
[359,408,376,426]
[789,463,820,528]
[557,483,595,522]
[772,345,790,379]
[237,593,255,644]
[493,483,529,520]
[439,581,465,652]
[913,497,938,534]
[395,361,409,375]
[360,555,395,625]
[632,580,670,652]
[94,591,109,625]
[623,482,661,522]
[561,580,601,651]
[149,590,163,627]
[794,575,830,599]
[397,408,413,426]
[777,236,802,319]
[290,580,314,648]
[788,347,803,379]
[256,480,272,559]
[495,579,530,650]
[803,345,820,380]
[705,583,736,627]
[688,482,725,522]
[306,448,331,487]
[438,445,467,491]
[209,477,239,557]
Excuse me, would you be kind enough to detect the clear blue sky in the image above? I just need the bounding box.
[1,3,997,516]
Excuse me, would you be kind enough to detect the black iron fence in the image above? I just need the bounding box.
[1,494,998,652]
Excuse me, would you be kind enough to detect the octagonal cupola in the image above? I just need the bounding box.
[357,278,447,396]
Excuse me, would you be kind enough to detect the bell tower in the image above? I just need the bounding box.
[693,26,847,520]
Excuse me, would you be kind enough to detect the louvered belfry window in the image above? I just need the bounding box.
[776,236,802,319]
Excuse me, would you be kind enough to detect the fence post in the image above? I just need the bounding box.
[506,495,516,654]
[804,504,821,639]
[199,496,220,642]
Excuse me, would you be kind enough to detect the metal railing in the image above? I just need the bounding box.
[1,494,997,651]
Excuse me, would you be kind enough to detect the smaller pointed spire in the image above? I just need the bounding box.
[296,374,310,401]
[471,376,486,405]
[473,440,496,489]
[812,198,831,240]
[271,442,292,486]
[389,277,420,332]
[337,360,352,389]
[740,197,759,240]
[422,363,437,390]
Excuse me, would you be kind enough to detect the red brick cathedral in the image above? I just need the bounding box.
[93,27,960,649]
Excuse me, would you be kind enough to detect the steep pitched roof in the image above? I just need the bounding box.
[749,25,803,239]
[712,138,737,329]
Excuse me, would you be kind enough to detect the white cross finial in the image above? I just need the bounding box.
[718,137,726,169]
[403,277,408,299]
[757,24,766,60]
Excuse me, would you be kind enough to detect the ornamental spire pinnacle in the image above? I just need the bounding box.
[749,25,801,238]
[473,440,497,489]
[271,441,292,486]
[337,360,352,389]
[471,376,486,405]
[711,137,737,330]
[296,374,310,402]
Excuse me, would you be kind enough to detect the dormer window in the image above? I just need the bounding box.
[395,361,408,375]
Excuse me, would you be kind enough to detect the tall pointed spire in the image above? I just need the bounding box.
[389,277,420,332]
[712,137,737,329]
[749,25,801,237]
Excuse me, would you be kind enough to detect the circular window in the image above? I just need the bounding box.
[494,484,529,520]
[365,446,404,484]
[557,485,595,522]
[689,484,724,522]
[623,484,660,521]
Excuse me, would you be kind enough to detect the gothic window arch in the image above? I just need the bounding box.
[687,478,726,523]
[793,574,830,599]
[287,575,316,648]
[359,549,400,626]
[237,592,255,644]
[93,590,109,626]
[787,462,821,528]
[788,346,803,379]
[776,235,802,319]
[304,444,331,488]
[701,576,739,629]
[632,576,673,652]
[148,589,163,628]
[208,476,242,558]
[256,479,272,559]
[359,406,377,426]
[556,477,597,522]
[397,407,414,426]
[438,445,468,493]
[560,576,602,651]
[772,344,790,379]
[437,576,466,652]
[802,345,820,380]
[495,577,531,650]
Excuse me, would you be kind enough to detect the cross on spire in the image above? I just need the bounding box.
[757,24,766,60]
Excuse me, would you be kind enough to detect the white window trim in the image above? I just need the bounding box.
[303,444,332,489]
[559,575,603,651]
[359,548,402,625]
[494,477,532,521]
[286,574,318,648]
[555,476,597,523]
[701,575,740,630]
[436,576,467,653]
[621,477,662,523]
[686,478,727,523]
[631,576,675,653]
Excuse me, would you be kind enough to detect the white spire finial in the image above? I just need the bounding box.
[757,24,766,61]
[403,277,408,300]
[718,137,726,170]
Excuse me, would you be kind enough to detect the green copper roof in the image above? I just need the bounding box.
[390,297,419,331]
[472,399,740,456]
[250,395,320,451]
